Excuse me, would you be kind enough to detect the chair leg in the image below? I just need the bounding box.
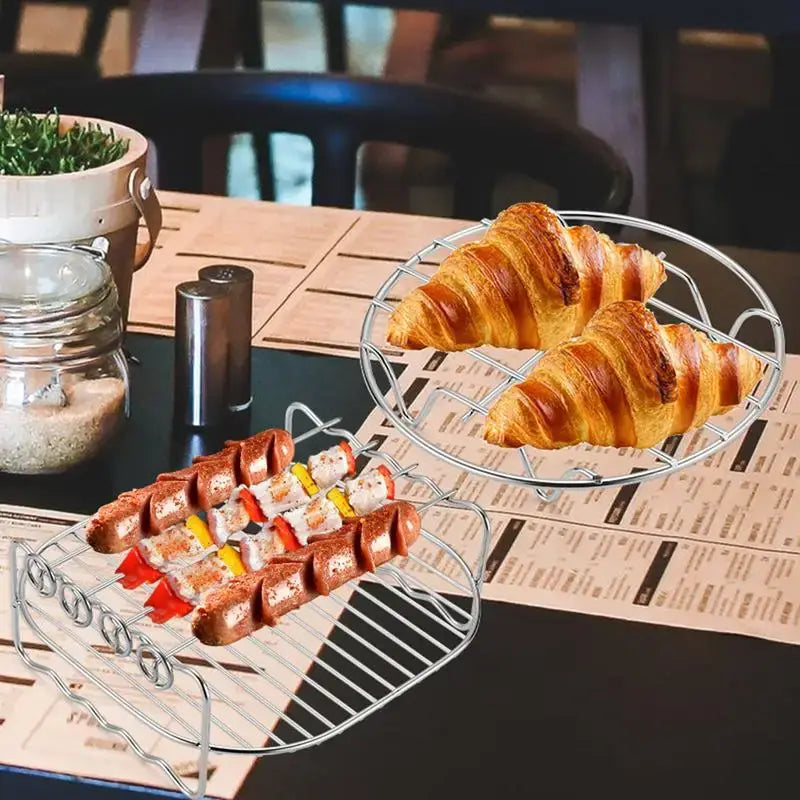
[0,0,22,52]
[576,23,648,216]
[238,0,274,201]
[82,0,115,62]
[322,1,346,73]
[360,10,442,212]
[198,0,240,196]
[251,135,275,201]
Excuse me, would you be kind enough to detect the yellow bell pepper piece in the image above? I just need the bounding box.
[218,544,245,576]
[186,514,213,548]
[327,487,355,518]
[291,463,319,496]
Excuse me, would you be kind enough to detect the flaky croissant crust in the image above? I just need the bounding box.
[483,300,762,450]
[386,202,666,352]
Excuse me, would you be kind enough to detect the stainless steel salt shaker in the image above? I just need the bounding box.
[198,265,254,411]
[174,280,231,427]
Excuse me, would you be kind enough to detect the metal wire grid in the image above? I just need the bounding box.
[360,211,785,502]
[9,402,491,799]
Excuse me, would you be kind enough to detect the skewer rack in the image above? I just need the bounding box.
[9,403,491,798]
[360,211,786,502]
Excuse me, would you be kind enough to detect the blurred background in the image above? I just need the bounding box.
[3,1,798,249]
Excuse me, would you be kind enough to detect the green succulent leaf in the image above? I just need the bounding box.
[0,109,129,176]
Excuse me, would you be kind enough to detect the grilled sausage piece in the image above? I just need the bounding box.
[147,481,195,533]
[86,495,148,554]
[225,429,294,485]
[85,428,294,553]
[157,450,238,509]
[191,502,421,646]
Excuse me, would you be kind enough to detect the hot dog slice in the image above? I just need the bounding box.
[86,494,148,554]
[191,572,267,647]
[227,429,294,485]
[194,457,239,509]
[160,448,239,509]
[148,481,194,533]
[155,466,200,506]
[259,562,314,627]
[192,445,239,465]
[273,527,362,596]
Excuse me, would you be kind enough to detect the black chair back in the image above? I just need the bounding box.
[9,70,632,217]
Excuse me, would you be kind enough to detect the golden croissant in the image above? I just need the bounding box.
[386,202,667,351]
[483,300,762,450]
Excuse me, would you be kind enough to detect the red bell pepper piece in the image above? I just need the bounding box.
[340,441,356,476]
[377,464,395,500]
[145,578,194,624]
[239,487,266,523]
[116,547,163,590]
[273,517,301,551]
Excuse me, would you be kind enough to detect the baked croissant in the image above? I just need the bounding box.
[483,300,762,450]
[386,202,667,351]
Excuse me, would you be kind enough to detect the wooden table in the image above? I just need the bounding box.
[1,197,800,799]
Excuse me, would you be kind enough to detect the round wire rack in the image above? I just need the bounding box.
[360,211,786,502]
[10,402,491,799]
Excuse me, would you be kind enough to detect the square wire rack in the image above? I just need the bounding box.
[360,210,785,503]
[9,402,491,798]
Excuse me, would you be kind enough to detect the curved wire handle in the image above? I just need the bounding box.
[285,400,492,589]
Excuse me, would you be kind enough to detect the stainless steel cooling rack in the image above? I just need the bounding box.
[360,210,785,502]
[9,402,491,799]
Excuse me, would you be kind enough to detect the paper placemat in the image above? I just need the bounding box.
[353,352,800,646]
[128,192,468,362]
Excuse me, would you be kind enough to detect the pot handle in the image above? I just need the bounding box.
[128,167,163,271]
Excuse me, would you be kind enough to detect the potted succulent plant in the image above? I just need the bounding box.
[0,109,162,324]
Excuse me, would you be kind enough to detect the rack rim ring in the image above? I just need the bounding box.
[359,209,786,492]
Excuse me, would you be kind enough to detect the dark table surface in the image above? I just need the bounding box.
[2,243,800,800]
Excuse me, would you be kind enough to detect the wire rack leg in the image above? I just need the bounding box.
[192,678,212,799]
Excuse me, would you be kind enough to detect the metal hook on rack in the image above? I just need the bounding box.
[729,307,784,340]
[137,640,176,690]
[379,564,473,631]
[415,490,457,514]
[58,580,94,628]
[99,607,135,657]
[26,553,58,597]
[359,341,416,424]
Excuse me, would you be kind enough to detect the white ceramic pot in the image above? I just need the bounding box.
[0,115,162,326]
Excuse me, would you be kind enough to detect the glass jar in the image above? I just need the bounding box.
[0,239,129,474]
